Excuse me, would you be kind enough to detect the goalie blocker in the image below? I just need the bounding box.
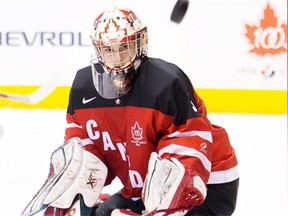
[142,152,206,215]
[112,152,207,216]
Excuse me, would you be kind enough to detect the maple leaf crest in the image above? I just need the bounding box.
[131,122,143,141]
[245,3,287,56]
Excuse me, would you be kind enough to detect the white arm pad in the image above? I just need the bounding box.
[22,138,107,216]
[142,152,207,215]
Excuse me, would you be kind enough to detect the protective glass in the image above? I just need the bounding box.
[91,58,136,99]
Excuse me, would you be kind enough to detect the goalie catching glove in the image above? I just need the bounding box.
[21,137,108,216]
[141,152,207,215]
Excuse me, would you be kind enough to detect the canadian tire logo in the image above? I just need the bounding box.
[244,3,287,56]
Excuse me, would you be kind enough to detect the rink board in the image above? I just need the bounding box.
[0,86,286,114]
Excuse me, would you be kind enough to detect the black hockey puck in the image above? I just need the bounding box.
[170,0,189,24]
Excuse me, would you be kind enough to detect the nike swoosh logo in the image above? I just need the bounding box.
[82,96,96,104]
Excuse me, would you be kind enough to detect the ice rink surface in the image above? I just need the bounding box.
[0,108,287,215]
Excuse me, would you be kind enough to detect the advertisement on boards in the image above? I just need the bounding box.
[0,0,286,113]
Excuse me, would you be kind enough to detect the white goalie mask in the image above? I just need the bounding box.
[90,7,148,99]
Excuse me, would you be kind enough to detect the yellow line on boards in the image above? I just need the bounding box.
[0,86,70,109]
[0,86,287,114]
[196,89,287,114]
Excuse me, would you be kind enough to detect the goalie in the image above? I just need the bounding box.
[22,7,239,216]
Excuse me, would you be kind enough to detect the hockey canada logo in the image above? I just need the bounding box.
[200,142,208,153]
[244,3,287,56]
[131,122,146,146]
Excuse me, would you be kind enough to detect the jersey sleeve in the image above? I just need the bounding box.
[64,69,96,144]
[155,74,213,184]
[64,80,116,186]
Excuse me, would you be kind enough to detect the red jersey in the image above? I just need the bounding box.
[64,57,239,200]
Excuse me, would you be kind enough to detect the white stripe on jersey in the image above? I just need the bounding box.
[81,138,94,146]
[158,144,211,172]
[168,130,213,143]
[66,122,83,129]
[208,166,239,184]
